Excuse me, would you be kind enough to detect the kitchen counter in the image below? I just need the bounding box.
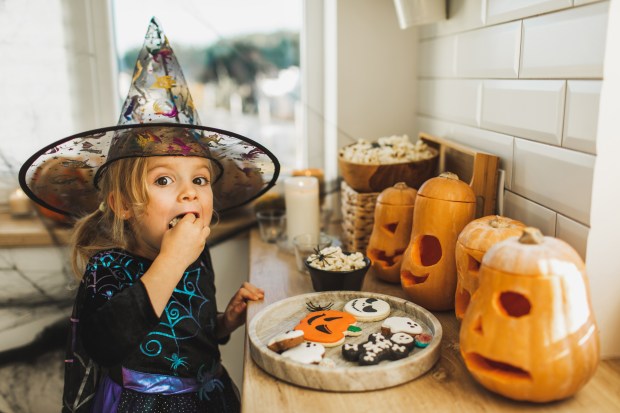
[243,228,620,413]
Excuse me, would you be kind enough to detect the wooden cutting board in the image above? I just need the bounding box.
[248,291,442,392]
[419,132,499,217]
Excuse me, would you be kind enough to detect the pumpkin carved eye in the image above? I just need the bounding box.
[384,222,398,233]
[467,254,481,275]
[413,235,442,266]
[498,291,531,317]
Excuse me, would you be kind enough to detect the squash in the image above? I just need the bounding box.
[367,182,417,283]
[455,215,525,320]
[459,227,600,402]
[400,172,476,310]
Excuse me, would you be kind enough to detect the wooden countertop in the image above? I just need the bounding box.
[243,228,620,413]
[0,205,257,248]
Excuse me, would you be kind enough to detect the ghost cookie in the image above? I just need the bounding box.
[281,342,326,365]
[344,298,391,322]
[294,310,361,347]
[381,316,423,337]
[267,330,305,353]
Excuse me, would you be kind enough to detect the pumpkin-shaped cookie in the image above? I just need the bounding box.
[460,227,600,402]
[294,310,359,347]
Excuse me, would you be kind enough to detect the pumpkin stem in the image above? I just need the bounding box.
[393,182,409,190]
[519,227,544,245]
[439,171,459,180]
[489,216,510,229]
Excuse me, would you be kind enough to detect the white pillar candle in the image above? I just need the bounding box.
[284,176,320,244]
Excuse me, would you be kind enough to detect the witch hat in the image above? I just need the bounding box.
[19,17,280,217]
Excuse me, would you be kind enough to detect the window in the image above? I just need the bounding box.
[112,0,302,172]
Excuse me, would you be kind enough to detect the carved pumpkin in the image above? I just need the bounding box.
[30,156,98,223]
[367,182,417,283]
[455,215,525,320]
[400,172,476,310]
[460,227,600,402]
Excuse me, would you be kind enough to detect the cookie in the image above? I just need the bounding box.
[341,343,363,361]
[381,316,423,337]
[389,343,409,360]
[343,298,391,322]
[281,342,326,364]
[294,310,359,347]
[389,332,415,351]
[414,333,433,348]
[267,330,305,353]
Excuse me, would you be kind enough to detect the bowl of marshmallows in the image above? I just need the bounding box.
[304,246,371,292]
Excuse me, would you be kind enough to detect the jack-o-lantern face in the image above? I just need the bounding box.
[294,310,357,345]
[367,182,417,283]
[455,215,525,320]
[400,173,476,311]
[460,228,599,402]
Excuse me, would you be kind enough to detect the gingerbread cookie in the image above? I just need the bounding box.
[267,330,305,353]
[281,342,326,364]
[343,298,391,322]
[381,316,423,337]
[294,310,360,347]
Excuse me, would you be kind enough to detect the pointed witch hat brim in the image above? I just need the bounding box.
[18,17,280,217]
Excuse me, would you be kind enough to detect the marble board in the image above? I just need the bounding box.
[248,291,442,391]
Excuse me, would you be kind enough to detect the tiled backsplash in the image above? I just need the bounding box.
[415,0,608,259]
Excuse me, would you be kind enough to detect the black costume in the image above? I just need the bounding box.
[62,247,240,412]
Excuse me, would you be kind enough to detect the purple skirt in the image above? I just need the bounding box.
[90,367,236,413]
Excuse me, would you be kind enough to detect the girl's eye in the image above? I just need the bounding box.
[193,177,210,186]
[155,176,172,186]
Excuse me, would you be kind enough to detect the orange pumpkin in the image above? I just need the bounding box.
[460,227,600,402]
[455,215,525,320]
[400,172,476,311]
[29,156,98,221]
[367,182,417,283]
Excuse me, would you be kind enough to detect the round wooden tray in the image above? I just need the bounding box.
[248,291,442,392]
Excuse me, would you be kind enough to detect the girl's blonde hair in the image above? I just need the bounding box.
[70,156,217,279]
[70,157,150,279]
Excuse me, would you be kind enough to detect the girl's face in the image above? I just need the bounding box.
[131,156,213,259]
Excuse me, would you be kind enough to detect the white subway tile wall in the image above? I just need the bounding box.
[417,0,609,255]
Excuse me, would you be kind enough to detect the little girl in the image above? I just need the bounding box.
[18,18,279,413]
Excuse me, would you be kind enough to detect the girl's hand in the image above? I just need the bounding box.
[217,282,265,338]
[160,213,210,269]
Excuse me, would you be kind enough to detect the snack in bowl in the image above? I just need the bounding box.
[304,247,371,291]
[338,135,438,192]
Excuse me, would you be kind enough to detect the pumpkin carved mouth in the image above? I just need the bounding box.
[464,352,532,380]
[400,270,429,285]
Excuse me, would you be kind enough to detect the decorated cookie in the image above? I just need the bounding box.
[389,332,415,351]
[381,316,423,337]
[267,330,305,353]
[342,343,363,362]
[294,310,360,347]
[414,333,433,348]
[281,342,326,364]
[389,343,410,360]
[344,298,391,322]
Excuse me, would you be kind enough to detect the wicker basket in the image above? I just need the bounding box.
[340,181,379,252]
